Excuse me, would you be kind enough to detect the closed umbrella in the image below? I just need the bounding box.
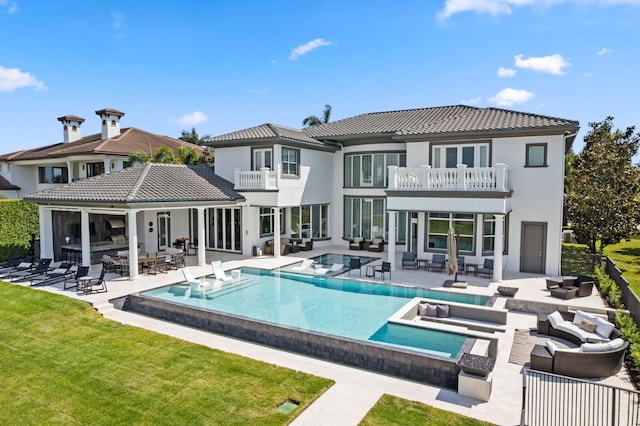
[446,227,459,281]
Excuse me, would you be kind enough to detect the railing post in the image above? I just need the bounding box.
[496,163,507,191]
[420,165,431,190]
[456,164,467,191]
[388,165,398,189]
[234,168,240,189]
[260,167,269,190]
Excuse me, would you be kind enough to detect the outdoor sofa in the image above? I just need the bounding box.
[538,310,621,345]
[415,298,508,333]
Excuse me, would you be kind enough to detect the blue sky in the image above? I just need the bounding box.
[1,0,639,157]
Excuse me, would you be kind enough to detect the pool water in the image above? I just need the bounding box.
[142,267,489,358]
[310,252,379,267]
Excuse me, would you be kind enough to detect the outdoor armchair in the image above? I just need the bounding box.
[477,258,494,278]
[402,252,417,269]
[374,261,391,280]
[428,254,446,272]
[367,238,384,252]
[82,268,107,294]
[298,238,313,251]
[349,237,364,250]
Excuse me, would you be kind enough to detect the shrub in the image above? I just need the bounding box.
[0,200,39,261]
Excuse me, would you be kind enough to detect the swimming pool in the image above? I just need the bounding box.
[310,252,379,267]
[141,267,488,358]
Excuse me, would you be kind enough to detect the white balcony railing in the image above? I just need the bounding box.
[234,167,279,190]
[388,164,509,192]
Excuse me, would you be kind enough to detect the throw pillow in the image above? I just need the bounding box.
[418,303,428,316]
[426,303,438,317]
[546,340,558,356]
[595,317,615,338]
[547,311,564,329]
[436,304,450,318]
[579,318,597,333]
[573,310,597,326]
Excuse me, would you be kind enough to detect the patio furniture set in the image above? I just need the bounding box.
[400,252,494,277]
[545,274,594,299]
[348,237,384,252]
[263,238,313,255]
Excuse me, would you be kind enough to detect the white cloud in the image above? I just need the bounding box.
[0,0,18,14]
[461,97,481,105]
[597,47,612,55]
[289,38,333,60]
[488,88,534,106]
[0,66,46,92]
[176,111,208,126]
[514,53,569,75]
[438,0,640,20]
[497,67,517,77]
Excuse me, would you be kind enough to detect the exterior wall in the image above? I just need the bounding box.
[214,146,250,182]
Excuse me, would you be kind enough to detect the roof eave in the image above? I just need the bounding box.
[397,125,580,142]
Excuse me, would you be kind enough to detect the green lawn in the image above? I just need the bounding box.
[603,238,640,294]
[0,282,332,425]
[360,394,494,426]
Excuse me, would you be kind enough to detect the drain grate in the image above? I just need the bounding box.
[276,399,300,414]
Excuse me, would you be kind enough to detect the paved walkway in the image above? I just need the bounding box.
[17,247,636,425]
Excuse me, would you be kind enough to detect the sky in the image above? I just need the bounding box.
[1,0,640,157]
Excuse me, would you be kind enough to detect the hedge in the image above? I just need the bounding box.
[0,200,39,262]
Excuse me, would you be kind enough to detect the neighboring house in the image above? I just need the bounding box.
[0,175,20,199]
[0,108,203,199]
[206,105,579,278]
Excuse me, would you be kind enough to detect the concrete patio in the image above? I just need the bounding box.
[12,246,636,425]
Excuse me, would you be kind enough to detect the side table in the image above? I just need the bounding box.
[365,265,375,278]
[465,263,479,276]
[416,258,428,270]
[530,344,553,372]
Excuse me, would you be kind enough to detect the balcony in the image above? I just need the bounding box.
[234,167,279,190]
[388,164,509,192]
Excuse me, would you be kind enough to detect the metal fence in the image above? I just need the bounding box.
[522,369,640,426]
[560,252,601,276]
[604,257,640,326]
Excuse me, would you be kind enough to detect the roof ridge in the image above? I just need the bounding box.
[126,163,152,201]
[483,107,580,124]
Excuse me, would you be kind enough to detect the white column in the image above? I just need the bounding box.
[104,158,112,174]
[272,207,281,258]
[387,211,396,270]
[39,206,54,259]
[80,210,91,266]
[493,214,504,282]
[197,207,206,266]
[128,210,139,280]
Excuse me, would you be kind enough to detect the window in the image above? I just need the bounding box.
[291,204,329,238]
[426,213,474,253]
[344,153,406,187]
[259,207,284,236]
[526,143,547,167]
[281,147,299,176]
[432,143,489,168]
[253,148,272,171]
[86,162,105,178]
[343,197,407,243]
[38,166,68,184]
[482,214,508,254]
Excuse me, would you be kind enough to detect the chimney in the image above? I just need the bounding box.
[95,108,125,139]
[57,115,85,143]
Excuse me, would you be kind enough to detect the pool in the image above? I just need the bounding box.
[119,267,492,388]
[310,252,379,267]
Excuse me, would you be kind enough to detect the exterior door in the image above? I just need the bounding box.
[408,213,418,254]
[207,207,242,252]
[520,222,546,274]
[157,212,171,251]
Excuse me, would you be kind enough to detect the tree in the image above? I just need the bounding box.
[178,145,201,165]
[128,150,150,165]
[302,104,332,127]
[567,117,640,256]
[153,146,178,163]
[179,127,211,145]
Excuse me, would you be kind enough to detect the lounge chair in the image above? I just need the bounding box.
[316,263,344,275]
[9,258,52,281]
[477,259,494,278]
[374,261,391,280]
[428,254,446,272]
[292,259,314,271]
[82,269,107,294]
[211,260,233,281]
[182,267,212,293]
[0,254,27,270]
[402,252,417,269]
[0,260,34,277]
[30,263,75,286]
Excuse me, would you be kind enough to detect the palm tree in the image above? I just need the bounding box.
[179,127,211,145]
[302,104,332,127]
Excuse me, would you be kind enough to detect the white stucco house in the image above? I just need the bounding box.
[22,105,578,280]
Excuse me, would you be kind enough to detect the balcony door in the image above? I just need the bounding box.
[432,144,489,168]
[253,148,272,171]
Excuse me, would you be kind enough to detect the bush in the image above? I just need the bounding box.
[0,200,39,262]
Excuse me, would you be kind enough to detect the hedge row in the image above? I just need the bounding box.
[0,200,39,262]
[594,266,640,380]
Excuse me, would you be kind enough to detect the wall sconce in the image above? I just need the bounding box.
[65,236,70,244]
[148,221,153,227]
[149,228,153,233]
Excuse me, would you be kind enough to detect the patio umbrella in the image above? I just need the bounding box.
[446,227,459,281]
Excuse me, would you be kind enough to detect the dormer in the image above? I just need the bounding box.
[95,108,125,139]
[57,115,85,143]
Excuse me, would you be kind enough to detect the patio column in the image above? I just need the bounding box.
[128,210,139,280]
[80,209,91,266]
[39,206,54,260]
[493,214,504,282]
[387,211,396,270]
[197,207,206,266]
[272,207,281,258]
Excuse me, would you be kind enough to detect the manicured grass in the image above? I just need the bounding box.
[603,238,640,294]
[360,394,494,426]
[0,282,332,425]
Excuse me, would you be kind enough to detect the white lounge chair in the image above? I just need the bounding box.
[292,259,314,271]
[316,263,344,275]
[211,261,233,281]
[182,267,210,293]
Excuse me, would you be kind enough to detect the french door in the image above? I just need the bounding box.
[207,207,241,252]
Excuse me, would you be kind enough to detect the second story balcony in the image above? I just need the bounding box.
[388,164,509,192]
[234,167,279,190]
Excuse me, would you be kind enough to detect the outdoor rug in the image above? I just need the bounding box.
[508,329,575,365]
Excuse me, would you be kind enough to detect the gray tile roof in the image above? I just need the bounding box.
[23,164,243,205]
[204,123,323,146]
[0,128,204,161]
[0,175,19,190]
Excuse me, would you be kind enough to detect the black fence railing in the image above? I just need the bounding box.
[522,369,640,426]
[604,257,640,326]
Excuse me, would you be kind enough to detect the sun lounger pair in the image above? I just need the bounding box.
[30,263,76,286]
[291,259,314,271]
[8,258,53,282]
[315,263,344,275]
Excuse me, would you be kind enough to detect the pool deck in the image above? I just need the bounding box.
[16,247,636,425]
